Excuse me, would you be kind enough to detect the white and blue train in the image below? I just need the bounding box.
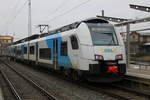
[8,18,126,82]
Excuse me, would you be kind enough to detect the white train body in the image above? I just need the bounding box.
[8,18,126,82]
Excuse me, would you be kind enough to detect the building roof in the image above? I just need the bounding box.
[0,35,13,39]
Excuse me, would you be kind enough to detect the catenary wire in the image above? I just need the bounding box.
[45,0,69,19]
[6,0,24,34]
[8,0,28,25]
[48,0,91,23]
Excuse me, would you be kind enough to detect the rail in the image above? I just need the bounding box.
[0,60,57,100]
[0,70,22,100]
[2,59,150,100]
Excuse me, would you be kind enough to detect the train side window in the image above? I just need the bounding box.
[30,46,35,54]
[14,48,16,54]
[24,47,27,54]
[39,48,51,60]
[70,35,79,50]
[17,49,21,55]
[61,42,67,56]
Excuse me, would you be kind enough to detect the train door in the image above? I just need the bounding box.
[70,35,79,68]
[14,46,16,57]
[21,45,24,60]
[36,42,38,63]
[53,39,58,69]
[27,43,29,60]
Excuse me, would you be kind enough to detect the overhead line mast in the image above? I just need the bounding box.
[28,0,32,37]
[28,0,32,60]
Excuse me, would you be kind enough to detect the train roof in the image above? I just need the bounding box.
[13,34,40,45]
[41,17,109,37]
[12,17,109,45]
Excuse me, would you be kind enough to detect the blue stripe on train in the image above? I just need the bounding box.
[46,39,53,61]
[46,34,72,67]
[57,38,72,67]
[46,34,60,63]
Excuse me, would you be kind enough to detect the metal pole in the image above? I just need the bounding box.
[28,0,32,37]
[47,25,49,33]
[28,0,32,60]
[126,24,130,68]
[102,10,104,17]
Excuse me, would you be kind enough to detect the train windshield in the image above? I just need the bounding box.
[88,23,118,45]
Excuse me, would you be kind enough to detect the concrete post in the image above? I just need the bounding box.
[126,24,130,68]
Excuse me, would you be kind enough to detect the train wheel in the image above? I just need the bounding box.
[61,68,69,78]
[59,67,64,75]
[72,71,80,81]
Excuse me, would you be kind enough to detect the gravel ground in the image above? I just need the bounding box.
[8,61,117,100]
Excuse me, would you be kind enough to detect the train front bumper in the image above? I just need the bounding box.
[83,62,126,82]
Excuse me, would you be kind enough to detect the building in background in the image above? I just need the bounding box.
[129,31,150,60]
[0,36,13,56]
[0,36,13,44]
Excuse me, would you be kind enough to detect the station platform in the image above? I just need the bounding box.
[0,88,4,100]
[126,64,150,80]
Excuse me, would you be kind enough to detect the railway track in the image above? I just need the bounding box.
[0,70,22,100]
[0,60,56,100]
[84,82,150,100]
[32,64,150,100]
[2,60,150,100]
[0,69,17,100]
[29,65,150,100]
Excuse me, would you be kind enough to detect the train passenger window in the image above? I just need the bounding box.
[24,47,27,54]
[39,48,51,60]
[17,50,21,55]
[61,42,67,56]
[14,48,16,54]
[30,46,35,55]
[70,35,79,50]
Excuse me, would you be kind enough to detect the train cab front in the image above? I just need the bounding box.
[86,53,126,83]
[83,23,126,83]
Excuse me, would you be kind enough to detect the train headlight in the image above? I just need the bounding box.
[116,54,123,60]
[95,55,103,60]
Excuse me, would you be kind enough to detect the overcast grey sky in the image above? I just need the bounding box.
[0,0,150,40]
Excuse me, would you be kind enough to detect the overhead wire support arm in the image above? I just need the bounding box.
[38,25,49,34]
[120,28,150,34]
[115,17,150,26]
[130,4,150,12]
[97,15,130,23]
